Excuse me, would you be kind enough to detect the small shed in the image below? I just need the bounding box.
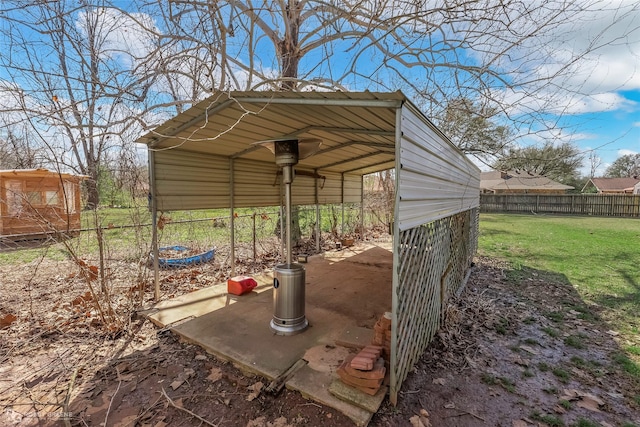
[137,90,480,403]
[0,169,85,239]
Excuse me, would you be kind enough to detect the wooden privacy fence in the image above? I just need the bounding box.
[480,194,640,217]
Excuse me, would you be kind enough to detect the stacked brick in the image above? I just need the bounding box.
[372,312,392,363]
[337,345,386,395]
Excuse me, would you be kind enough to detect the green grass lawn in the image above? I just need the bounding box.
[479,213,640,340]
[0,203,364,265]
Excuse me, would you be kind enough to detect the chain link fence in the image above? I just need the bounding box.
[1,197,393,333]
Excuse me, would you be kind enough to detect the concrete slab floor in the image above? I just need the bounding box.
[149,243,393,425]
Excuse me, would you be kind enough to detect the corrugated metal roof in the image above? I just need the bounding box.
[138,91,404,176]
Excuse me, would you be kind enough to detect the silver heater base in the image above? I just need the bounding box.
[270,318,308,336]
[271,262,308,336]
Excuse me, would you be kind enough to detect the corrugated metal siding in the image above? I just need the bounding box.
[153,149,230,211]
[396,105,480,231]
[152,149,361,211]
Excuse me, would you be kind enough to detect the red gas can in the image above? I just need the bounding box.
[227,275,257,296]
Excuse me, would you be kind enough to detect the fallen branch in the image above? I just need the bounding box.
[103,380,122,427]
[63,368,78,427]
[445,410,485,421]
[160,387,220,427]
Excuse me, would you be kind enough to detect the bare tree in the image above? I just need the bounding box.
[0,0,154,208]
[0,125,44,169]
[131,1,639,157]
[588,151,603,179]
[2,0,638,196]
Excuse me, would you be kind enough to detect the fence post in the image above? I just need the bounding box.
[315,205,321,252]
[229,159,236,276]
[315,170,321,252]
[252,212,257,265]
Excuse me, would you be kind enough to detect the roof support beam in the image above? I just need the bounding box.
[314,141,394,156]
[341,159,396,174]
[231,138,393,160]
[232,97,403,109]
[309,126,395,137]
[318,150,394,170]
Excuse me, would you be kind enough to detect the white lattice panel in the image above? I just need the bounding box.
[390,208,478,403]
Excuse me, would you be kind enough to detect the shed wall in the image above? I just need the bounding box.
[0,173,82,237]
[397,105,480,230]
[152,149,362,211]
[390,105,480,404]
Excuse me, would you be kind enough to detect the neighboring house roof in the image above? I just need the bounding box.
[480,170,574,192]
[585,177,640,193]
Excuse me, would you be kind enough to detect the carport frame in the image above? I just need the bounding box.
[137,90,480,404]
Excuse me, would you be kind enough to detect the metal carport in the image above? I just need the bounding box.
[137,90,480,404]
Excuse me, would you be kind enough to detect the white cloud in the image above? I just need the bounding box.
[516,126,597,148]
[476,0,640,116]
[491,86,637,116]
[77,8,158,67]
[618,148,638,156]
[532,1,640,94]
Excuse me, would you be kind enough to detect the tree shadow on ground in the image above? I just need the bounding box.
[373,257,640,427]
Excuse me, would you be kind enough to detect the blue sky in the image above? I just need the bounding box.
[0,1,638,176]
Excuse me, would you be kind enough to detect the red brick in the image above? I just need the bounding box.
[350,356,373,371]
[372,332,385,346]
[379,315,391,330]
[341,355,386,380]
[338,376,382,395]
[358,349,381,360]
[337,367,383,389]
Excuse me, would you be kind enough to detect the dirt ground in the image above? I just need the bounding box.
[1,251,638,427]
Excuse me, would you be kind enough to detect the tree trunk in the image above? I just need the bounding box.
[84,159,100,210]
[279,0,301,90]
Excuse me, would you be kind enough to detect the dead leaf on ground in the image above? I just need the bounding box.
[432,378,446,385]
[553,405,567,414]
[246,381,264,401]
[511,355,529,367]
[0,313,17,329]
[170,368,195,390]
[169,379,184,390]
[561,388,580,399]
[519,345,538,355]
[151,417,168,427]
[207,367,223,383]
[409,414,431,427]
[576,395,604,412]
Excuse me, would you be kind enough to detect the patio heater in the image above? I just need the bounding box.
[254,138,322,335]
